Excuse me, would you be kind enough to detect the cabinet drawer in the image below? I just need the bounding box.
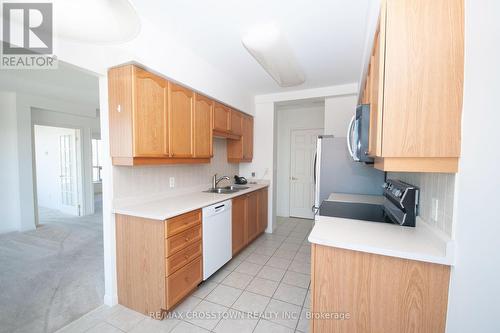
[165,210,201,238]
[166,240,202,276]
[166,225,202,256]
[166,256,202,309]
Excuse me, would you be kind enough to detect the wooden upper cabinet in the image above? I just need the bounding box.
[242,116,254,160]
[363,0,463,172]
[230,110,243,136]
[169,83,194,158]
[193,94,213,158]
[108,65,168,162]
[227,114,253,163]
[133,67,169,157]
[213,102,231,133]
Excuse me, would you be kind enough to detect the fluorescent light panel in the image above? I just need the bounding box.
[242,23,305,87]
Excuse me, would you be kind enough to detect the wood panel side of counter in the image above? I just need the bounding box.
[311,244,450,333]
[116,214,166,315]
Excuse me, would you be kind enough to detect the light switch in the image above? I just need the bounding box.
[431,198,439,223]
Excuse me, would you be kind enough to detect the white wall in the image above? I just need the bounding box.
[0,90,100,233]
[34,125,79,211]
[324,94,358,137]
[275,105,324,216]
[446,1,500,332]
[0,92,21,234]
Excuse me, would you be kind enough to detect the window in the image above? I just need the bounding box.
[92,139,103,182]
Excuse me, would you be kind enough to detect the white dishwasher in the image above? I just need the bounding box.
[202,200,232,280]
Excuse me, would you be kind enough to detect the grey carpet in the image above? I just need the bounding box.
[0,197,104,333]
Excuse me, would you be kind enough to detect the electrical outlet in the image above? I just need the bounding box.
[251,172,256,177]
[169,177,175,188]
[431,198,439,223]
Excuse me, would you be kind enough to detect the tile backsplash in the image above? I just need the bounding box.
[389,172,455,237]
[113,138,238,201]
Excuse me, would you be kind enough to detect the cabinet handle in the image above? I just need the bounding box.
[184,237,189,242]
[184,255,189,260]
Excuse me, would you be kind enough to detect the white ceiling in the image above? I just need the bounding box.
[130,0,371,95]
[0,62,99,106]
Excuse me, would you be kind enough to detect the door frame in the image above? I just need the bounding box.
[32,121,89,223]
[288,127,324,219]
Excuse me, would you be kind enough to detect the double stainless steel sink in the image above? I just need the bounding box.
[204,185,250,194]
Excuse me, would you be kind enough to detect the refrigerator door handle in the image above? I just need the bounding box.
[313,152,317,183]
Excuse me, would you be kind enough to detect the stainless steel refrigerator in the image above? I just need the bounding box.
[313,135,385,215]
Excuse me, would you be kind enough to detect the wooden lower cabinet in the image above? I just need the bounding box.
[232,187,269,255]
[166,256,202,309]
[232,195,247,255]
[116,189,269,316]
[116,210,203,316]
[311,244,451,333]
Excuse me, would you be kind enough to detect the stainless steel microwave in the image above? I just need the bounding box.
[347,104,373,163]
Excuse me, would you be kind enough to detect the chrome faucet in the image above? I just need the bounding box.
[212,174,230,189]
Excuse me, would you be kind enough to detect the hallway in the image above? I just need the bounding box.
[0,199,104,333]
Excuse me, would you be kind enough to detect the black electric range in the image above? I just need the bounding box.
[318,179,419,227]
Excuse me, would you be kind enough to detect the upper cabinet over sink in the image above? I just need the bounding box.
[108,64,253,165]
[360,0,464,173]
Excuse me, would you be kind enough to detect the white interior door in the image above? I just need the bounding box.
[289,128,323,219]
[59,131,80,215]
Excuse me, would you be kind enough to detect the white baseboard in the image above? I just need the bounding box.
[103,293,118,307]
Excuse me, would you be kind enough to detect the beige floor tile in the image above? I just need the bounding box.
[213,309,259,333]
[86,322,125,333]
[185,300,228,330]
[221,271,253,289]
[222,259,242,271]
[296,308,310,333]
[256,266,286,282]
[303,290,311,309]
[253,319,294,333]
[170,296,203,316]
[245,277,279,297]
[232,291,271,314]
[206,284,242,307]
[170,321,210,333]
[264,299,301,329]
[273,249,297,260]
[273,283,307,306]
[288,260,311,275]
[252,246,278,256]
[129,316,182,333]
[208,269,232,283]
[245,253,271,265]
[266,256,291,270]
[105,305,146,331]
[192,281,218,298]
[282,271,310,289]
[234,261,263,276]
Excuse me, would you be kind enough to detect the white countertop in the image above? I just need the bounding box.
[113,182,269,221]
[308,215,454,265]
[327,192,385,205]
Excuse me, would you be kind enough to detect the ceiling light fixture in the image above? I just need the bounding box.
[242,23,305,87]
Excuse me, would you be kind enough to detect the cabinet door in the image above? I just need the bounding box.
[213,102,231,133]
[232,196,247,255]
[242,116,254,160]
[230,110,243,136]
[169,83,194,157]
[193,94,213,158]
[258,188,268,234]
[368,7,386,157]
[133,67,168,157]
[246,192,258,242]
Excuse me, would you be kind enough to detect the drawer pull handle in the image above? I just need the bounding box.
[184,255,189,260]
[185,237,189,242]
